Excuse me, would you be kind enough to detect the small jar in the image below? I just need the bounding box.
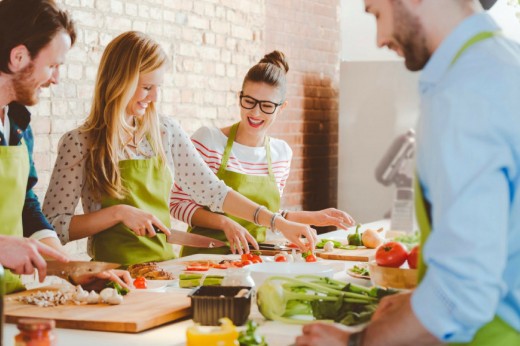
[15,318,56,346]
[221,267,255,287]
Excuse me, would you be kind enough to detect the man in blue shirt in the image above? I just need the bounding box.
[296,0,520,345]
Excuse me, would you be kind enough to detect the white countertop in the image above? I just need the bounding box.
[2,220,390,346]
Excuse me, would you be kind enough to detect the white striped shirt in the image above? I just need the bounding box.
[170,126,292,225]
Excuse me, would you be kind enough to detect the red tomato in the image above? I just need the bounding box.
[241,260,253,266]
[186,265,209,271]
[375,242,408,268]
[241,254,253,261]
[231,261,244,268]
[133,277,147,289]
[274,254,287,262]
[407,245,420,269]
[305,254,317,262]
[250,255,263,263]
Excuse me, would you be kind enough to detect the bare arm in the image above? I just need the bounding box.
[68,204,170,241]
[285,208,355,229]
[222,190,317,250]
[190,208,259,254]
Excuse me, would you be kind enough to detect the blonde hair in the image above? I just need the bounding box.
[83,31,168,199]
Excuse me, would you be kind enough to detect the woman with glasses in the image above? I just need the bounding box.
[172,51,355,256]
[42,34,317,266]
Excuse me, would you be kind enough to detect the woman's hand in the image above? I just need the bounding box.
[277,218,318,251]
[308,208,355,229]
[115,205,171,237]
[72,269,132,292]
[221,218,259,255]
[295,322,351,346]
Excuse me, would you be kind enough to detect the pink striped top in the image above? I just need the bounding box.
[170,126,292,225]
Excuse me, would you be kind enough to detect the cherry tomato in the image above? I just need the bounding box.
[241,260,253,266]
[305,254,317,262]
[133,277,147,289]
[250,254,262,263]
[231,261,244,268]
[274,254,288,262]
[241,254,253,261]
[375,242,408,268]
[186,265,209,271]
[407,245,420,269]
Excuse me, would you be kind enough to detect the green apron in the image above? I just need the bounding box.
[415,31,520,345]
[91,155,175,266]
[0,139,29,293]
[180,122,281,256]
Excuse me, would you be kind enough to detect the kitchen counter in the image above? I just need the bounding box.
[1,220,390,346]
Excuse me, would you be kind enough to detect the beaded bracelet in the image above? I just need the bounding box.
[253,205,267,225]
[270,212,282,235]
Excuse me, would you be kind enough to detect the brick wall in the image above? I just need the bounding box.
[264,0,340,219]
[30,0,340,254]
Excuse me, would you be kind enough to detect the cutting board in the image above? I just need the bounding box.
[4,286,191,333]
[316,247,376,262]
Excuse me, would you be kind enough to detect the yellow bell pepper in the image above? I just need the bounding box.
[186,318,239,346]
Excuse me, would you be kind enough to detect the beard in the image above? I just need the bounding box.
[12,62,41,106]
[392,0,431,71]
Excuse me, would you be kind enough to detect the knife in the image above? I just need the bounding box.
[46,260,121,281]
[164,229,228,248]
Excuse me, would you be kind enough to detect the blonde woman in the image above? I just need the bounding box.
[43,31,317,265]
[172,51,354,256]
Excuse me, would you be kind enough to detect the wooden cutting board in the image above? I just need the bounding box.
[316,247,376,262]
[4,286,191,333]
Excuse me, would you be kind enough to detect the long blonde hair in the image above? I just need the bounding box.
[83,31,168,200]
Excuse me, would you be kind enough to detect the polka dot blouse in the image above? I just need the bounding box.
[42,116,230,244]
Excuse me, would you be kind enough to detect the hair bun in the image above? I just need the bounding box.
[259,50,289,73]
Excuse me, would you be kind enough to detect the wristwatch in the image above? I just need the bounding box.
[348,329,365,346]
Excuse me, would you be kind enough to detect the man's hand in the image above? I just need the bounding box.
[70,269,132,292]
[0,235,68,282]
[295,322,351,346]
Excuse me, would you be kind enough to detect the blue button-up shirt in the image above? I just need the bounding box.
[412,12,520,342]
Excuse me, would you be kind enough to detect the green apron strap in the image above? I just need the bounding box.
[414,174,431,281]
[265,136,275,179]
[450,32,496,65]
[217,122,239,176]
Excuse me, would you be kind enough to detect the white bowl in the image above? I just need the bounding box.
[248,262,335,287]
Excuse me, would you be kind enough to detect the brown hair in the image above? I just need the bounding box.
[0,0,76,74]
[242,50,289,100]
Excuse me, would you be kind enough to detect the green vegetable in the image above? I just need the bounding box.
[348,224,363,246]
[238,320,268,346]
[179,273,223,288]
[350,265,370,277]
[106,281,129,296]
[256,275,394,326]
[316,239,357,250]
[393,231,420,250]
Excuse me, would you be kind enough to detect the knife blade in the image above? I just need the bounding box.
[166,230,228,248]
[46,260,121,280]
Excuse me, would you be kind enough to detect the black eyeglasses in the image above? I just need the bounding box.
[239,92,283,115]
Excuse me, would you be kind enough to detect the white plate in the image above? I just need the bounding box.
[131,279,174,292]
[346,264,370,280]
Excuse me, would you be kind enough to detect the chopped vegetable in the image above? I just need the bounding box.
[238,320,268,346]
[316,239,357,250]
[106,281,130,296]
[301,251,317,262]
[393,231,420,250]
[347,224,363,246]
[350,265,370,277]
[323,241,335,252]
[256,275,397,326]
